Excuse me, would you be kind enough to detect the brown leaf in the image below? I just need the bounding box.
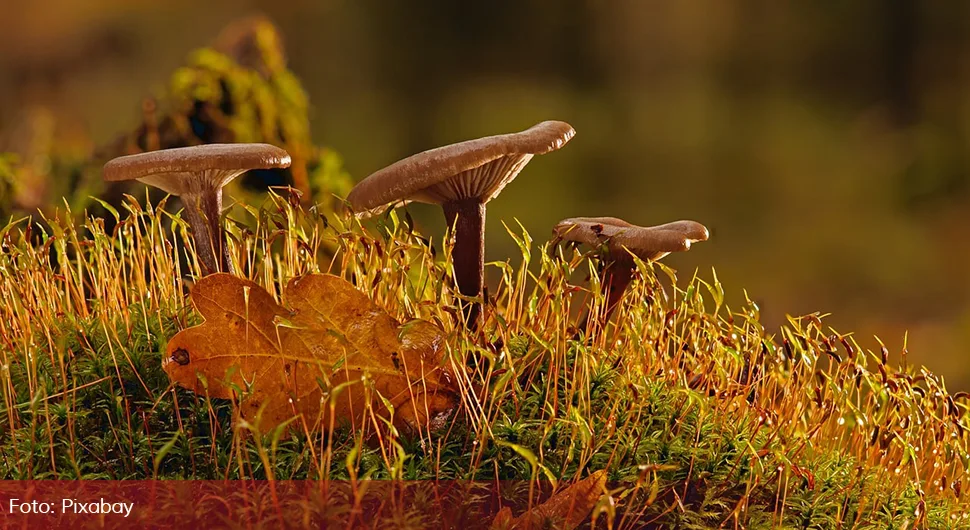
[491,470,608,530]
[163,273,456,432]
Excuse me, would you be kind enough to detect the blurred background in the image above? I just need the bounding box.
[1,1,969,388]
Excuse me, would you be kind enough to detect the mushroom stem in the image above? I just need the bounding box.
[443,198,486,328]
[182,190,231,275]
[602,257,635,322]
[580,256,634,334]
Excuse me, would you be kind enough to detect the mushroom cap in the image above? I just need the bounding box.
[347,120,575,215]
[553,216,709,261]
[103,143,291,196]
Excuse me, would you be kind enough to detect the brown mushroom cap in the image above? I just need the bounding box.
[103,143,291,196]
[554,217,709,262]
[347,120,575,215]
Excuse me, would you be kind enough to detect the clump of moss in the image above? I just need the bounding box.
[0,193,966,528]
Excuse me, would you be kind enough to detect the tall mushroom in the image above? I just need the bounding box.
[103,143,291,274]
[346,120,576,328]
[553,216,709,328]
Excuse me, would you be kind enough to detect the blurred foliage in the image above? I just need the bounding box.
[0,15,351,223]
[101,15,352,212]
[0,153,16,207]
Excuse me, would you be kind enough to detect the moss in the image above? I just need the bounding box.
[0,195,965,528]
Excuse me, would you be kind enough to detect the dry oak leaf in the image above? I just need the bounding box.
[490,470,609,530]
[163,273,457,432]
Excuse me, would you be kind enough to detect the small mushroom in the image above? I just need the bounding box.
[103,143,291,274]
[347,120,576,328]
[553,217,709,328]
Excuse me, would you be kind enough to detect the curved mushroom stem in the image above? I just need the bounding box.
[580,255,635,335]
[602,257,635,322]
[443,198,486,329]
[183,189,232,275]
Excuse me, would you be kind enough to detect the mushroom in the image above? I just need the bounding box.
[103,143,291,274]
[552,216,709,328]
[346,120,576,328]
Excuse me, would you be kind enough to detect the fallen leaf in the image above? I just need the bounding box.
[163,273,456,432]
[491,507,514,529]
[491,470,608,530]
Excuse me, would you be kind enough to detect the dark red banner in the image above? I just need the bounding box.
[0,480,593,529]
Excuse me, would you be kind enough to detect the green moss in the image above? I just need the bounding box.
[0,196,965,528]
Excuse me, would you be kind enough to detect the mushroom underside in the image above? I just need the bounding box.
[414,154,532,204]
[137,169,247,197]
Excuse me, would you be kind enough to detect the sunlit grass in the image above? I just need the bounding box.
[0,191,967,528]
